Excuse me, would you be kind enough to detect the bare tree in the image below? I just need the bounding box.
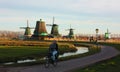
[0,31,24,39]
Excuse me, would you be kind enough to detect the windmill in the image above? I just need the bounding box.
[66,24,75,39]
[105,29,111,39]
[46,17,60,37]
[20,20,34,39]
[32,19,48,40]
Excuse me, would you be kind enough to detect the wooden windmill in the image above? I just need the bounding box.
[46,17,60,37]
[20,20,34,39]
[66,24,75,39]
[32,19,48,40]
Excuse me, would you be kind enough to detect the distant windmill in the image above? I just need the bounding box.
[105,29,111,39]
[20,20,34,39]
[66,24,75,39]
[46,17,60,37]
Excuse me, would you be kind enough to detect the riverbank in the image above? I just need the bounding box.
[0,40,77,66]
[0,40,101,68]
[59,43,100,62]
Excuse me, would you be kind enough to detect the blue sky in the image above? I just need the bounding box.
[0,0,120,35]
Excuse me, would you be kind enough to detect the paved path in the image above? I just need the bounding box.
[1,46,120,72]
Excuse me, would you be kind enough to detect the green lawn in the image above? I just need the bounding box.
[0,44,76,63]
[72,42,120,72]
[0,40,100,67]
[0,46,48,63]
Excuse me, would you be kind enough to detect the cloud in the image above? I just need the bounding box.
[0,0,120,34]
[51,0,120,16]
[0,7,119,26]
[1,0,120,13]
[1,0,120,18]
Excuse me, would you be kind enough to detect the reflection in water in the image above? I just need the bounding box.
[4,47,88,65]
[59,47,89,57]
[4,62,14,65]
[17,59,36,63]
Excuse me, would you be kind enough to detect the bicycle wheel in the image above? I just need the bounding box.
[44,56,50,68]
[53,59,57,67]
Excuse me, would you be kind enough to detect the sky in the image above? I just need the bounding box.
[0,0,120,35]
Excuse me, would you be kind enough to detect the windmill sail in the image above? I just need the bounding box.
[46,17,60,37]
[20,20,34,39]
[66,24,75,39]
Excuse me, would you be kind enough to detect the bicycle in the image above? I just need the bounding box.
[44,52,58,68]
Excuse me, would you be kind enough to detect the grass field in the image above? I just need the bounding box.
[72,42,120,72]
[0,46,47,63]
[0,40,101,67]
[1,43,100,67]
[0,40,77,63]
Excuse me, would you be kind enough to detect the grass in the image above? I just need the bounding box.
[3,43,100,67]
[0,41,77,64]
[0,46,48,63]
[72,42,120,72]
[0,40,101,67]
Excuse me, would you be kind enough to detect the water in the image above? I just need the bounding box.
[17,59,36,63]
[59,47,89,57]
[4,62,14,65]
[4,47,88,65]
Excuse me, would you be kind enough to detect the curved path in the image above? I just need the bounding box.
[2,46,120,72]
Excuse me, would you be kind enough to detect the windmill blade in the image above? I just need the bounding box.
[29,27,35,29]
[52,16,55,24]
[20,27,26,29]
[65,28,75,31]
[71,28,75,30]
[27,20,29,27]
[65,29,70,31]
[46,24,52,26]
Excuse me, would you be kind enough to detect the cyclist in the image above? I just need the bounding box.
[49,40,59,61]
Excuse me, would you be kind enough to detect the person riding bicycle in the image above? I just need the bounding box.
[49,40,59,61]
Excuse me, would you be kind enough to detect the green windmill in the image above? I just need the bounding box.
[20,20,34,39]
[105,29,110,39]
[46,17,60,37]
[67,24,74,39]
